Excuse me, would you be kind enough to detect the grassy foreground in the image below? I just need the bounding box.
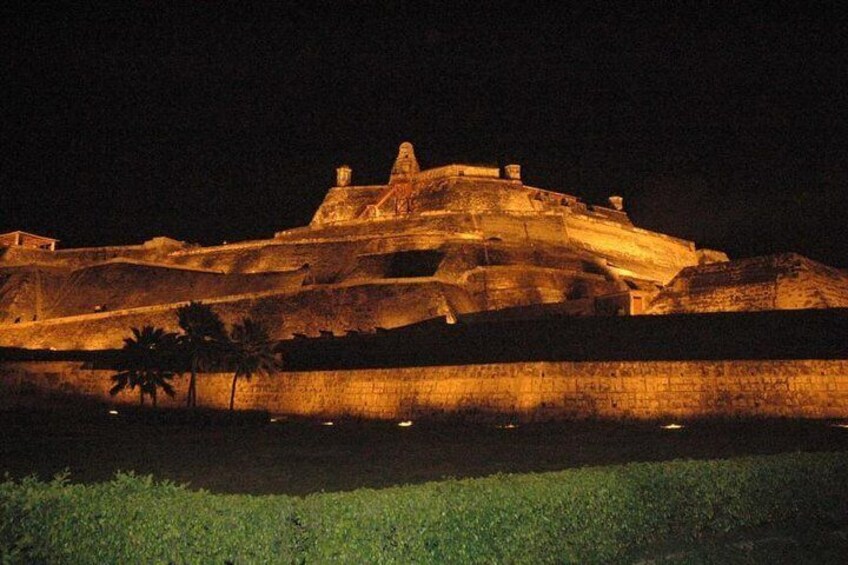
[3,451,848,563]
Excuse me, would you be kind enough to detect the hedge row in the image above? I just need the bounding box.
[3,452,848,563]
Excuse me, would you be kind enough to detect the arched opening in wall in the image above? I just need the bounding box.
[567,281,591,300]
[385,251,444,278]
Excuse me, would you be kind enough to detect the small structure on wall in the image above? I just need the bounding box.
[0,231,58,251]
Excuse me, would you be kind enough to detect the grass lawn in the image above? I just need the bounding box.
[3,403,848,495]
[5,403,848,562]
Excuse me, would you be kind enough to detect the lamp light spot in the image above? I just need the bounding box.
[660,423,684,430]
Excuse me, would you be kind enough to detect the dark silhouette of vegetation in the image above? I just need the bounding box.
[176,301,226,408]
[227,318,282,411]
[110,309,281,411]
[110,326,178,407]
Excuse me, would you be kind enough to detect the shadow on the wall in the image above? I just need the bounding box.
[3,308,848,370]
[280,308,848,370]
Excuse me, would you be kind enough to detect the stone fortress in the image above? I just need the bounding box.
[3,142,848,421]
[2,142,848,351]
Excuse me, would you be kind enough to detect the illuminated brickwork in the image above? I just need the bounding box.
[649,254,848,314]
[3,359,848,420]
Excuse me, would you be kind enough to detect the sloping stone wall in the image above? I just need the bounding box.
[777,258,848,309]
[648,254,848,314]
[0,281,474,349]
[3,359,847,421]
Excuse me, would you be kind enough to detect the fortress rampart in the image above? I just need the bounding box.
[2,142,847,368]
[3,358,848,421]
[3,310,847,421]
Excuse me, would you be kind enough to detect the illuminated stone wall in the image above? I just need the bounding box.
[0,208,698,348]
[0,268,66,325]
[0,281,474,349]
[562,213,697,284]
[0,144,709,349]
[3,359,848,420]
[648,254,848,314]
[13,143,848,355]
[41,262,305,319]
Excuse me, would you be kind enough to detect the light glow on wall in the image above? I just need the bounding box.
[108,409,119,416]
[322,421,334,426]
[660,423,684,430]
[397,420,413,427]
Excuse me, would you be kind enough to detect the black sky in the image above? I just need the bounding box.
[2,3,846,266]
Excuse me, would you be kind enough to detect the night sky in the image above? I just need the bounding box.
[2,4,846,266]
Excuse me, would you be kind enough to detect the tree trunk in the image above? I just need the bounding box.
[139,389,144,406]
[229,374,238,411]
[187,358,197,408]
[152,388,157,408]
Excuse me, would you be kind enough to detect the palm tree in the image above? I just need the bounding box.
[176,301,226,408]
[227,318,282,411]
[110,326,179,407]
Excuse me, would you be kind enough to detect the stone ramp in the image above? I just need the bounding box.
[43,261,305,318]
[0,280,476,350]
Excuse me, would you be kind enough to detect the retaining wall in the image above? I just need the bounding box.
[3,359,848,421]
